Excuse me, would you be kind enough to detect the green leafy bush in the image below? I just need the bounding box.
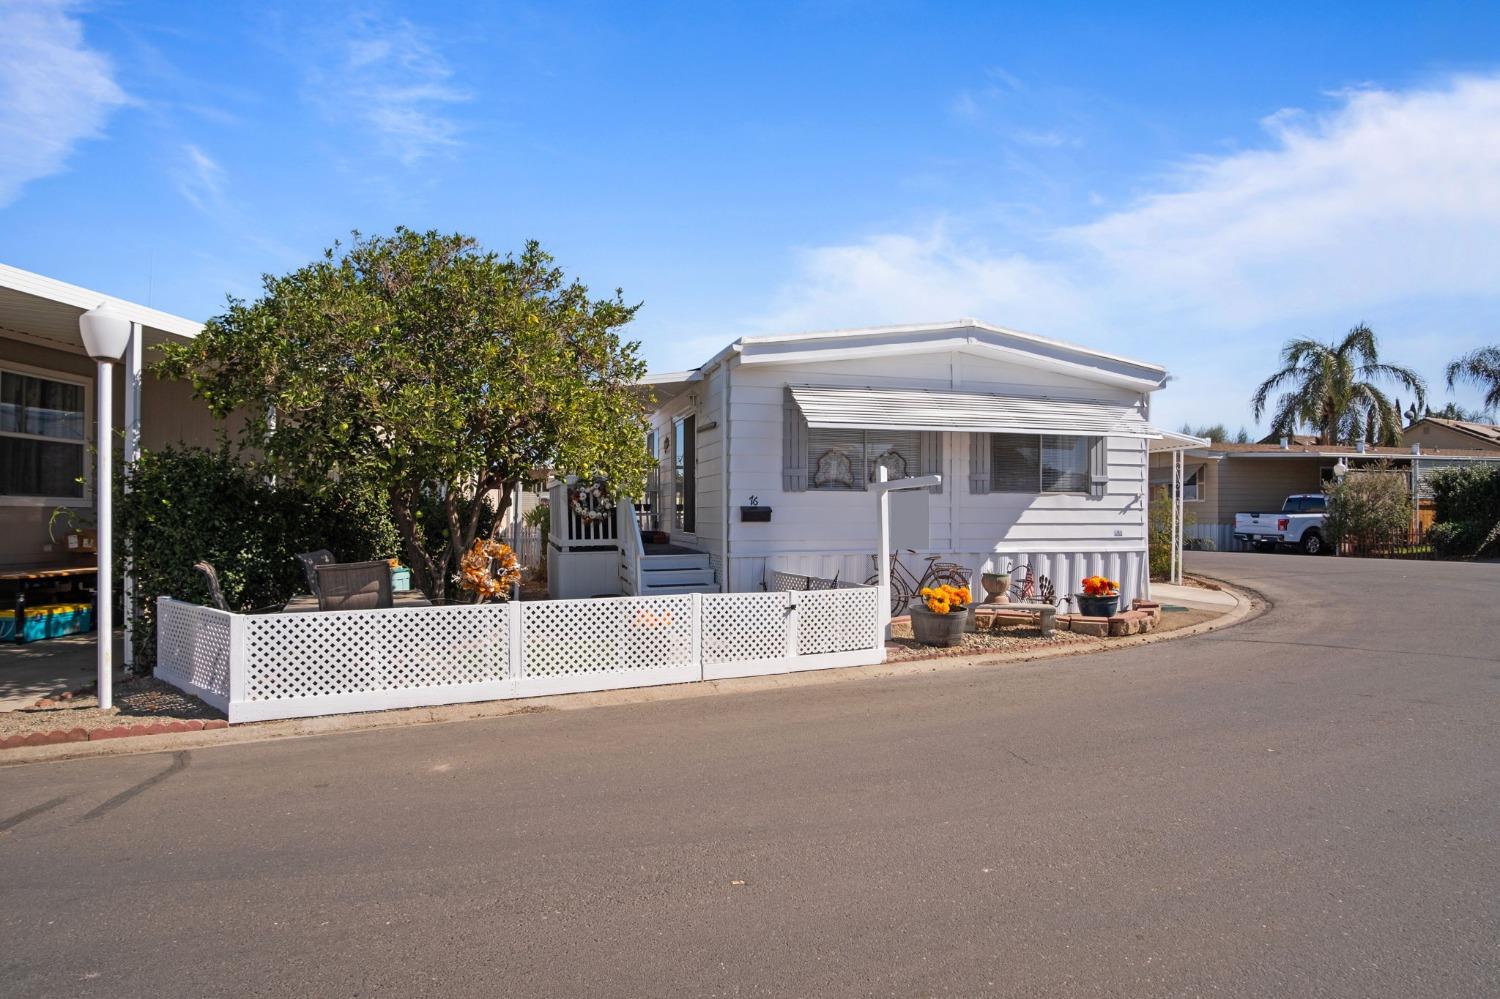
[1324,468,1412,547]
[1148,486,1195,580]
[118,446,399,666]
[1427,464,1500,557]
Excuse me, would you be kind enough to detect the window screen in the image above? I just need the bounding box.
[991,433,1098,494]
[990,433,1040,492]
[808,428,922,490]
[1041,435,1089,492]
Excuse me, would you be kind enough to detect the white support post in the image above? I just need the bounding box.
[1172,449,1184,585]
[511,478,523,602]
[873,468,941,642]
[876,467,892,641]
[691,592,704,679]
[95,358,114,710]
[122,322,142,670]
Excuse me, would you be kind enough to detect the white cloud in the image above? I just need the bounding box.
[174,143,225,213]
[305,13,470,165]
[750,74,1500,426]
[0,0,127,206]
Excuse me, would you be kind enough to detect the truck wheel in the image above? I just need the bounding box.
[1300,530,1323,555]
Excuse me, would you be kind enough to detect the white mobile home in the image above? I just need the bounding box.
[559,319,1182,607]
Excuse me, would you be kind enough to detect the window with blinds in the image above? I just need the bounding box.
[990,432,1096,494]
[808,428,922,491]
[1,369,87,500]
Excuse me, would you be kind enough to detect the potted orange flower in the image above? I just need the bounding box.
[910,583,972,646]
[1077,575,1120,618]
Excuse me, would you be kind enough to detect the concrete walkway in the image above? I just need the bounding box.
[0,632,125,711]
[1151,579,1240,608]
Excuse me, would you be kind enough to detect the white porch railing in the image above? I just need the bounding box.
[549,478,619,545]
[618,497,644,595]
[157,584,883,724]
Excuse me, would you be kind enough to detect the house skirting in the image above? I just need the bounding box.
[731,548,1150,607]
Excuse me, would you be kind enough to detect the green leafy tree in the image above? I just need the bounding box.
[1251,325,1425,445]
[1444,346,1500,417]
[159,229,651,599]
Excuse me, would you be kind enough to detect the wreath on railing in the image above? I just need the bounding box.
[569,480,615,523]
[458,538,522,601]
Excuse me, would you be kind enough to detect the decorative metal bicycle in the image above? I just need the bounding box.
[864,550,971,616]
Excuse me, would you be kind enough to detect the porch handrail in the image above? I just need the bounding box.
[618,496,644,595]
[550,476,620,546]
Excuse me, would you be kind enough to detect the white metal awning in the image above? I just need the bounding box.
[788,384,1161,438]
[1148,430,1211,453]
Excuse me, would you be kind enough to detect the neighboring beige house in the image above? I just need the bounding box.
[1,264,226,569]
[1149,439,1500,549]
[1402,416,1500,452]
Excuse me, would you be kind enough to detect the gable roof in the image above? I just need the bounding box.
[651,319,1169,395]
[1406,416,1500,446]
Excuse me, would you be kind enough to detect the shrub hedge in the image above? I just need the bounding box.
[1426,464,1500,559]
[119,446,399,667]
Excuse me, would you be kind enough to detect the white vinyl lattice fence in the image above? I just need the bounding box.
[157,585,882,724]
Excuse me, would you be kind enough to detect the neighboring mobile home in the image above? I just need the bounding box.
[599,320,1185,606]
[1,264,220,569]
[1148,439,1500,550]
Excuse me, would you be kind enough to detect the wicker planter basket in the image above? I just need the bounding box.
[910,606,967,647]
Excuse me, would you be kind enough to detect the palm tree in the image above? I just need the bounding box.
[1444,346,1500,416]
[1251,325,1425,445]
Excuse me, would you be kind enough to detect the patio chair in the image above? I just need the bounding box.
[191,561,287,615]
[295,549,336,596]
[192,561,230,612]
[313,560,393,612]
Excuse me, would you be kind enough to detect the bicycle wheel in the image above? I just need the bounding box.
[864,571,913,617]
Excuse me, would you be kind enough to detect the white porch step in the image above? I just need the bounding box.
[640,567,714,586]
[641,553,710,570]
[637,552,716,595]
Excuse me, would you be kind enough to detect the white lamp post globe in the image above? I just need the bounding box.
[79,303,132,361]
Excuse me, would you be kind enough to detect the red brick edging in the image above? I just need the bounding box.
[0,718,228,750]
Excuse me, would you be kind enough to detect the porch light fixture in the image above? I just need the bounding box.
[79,303,132,711]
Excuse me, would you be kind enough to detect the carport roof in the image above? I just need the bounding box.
[0,263,202,356]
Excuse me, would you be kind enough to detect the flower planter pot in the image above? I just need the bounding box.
[980,572,1010,602]
[910,606,967,647]
[1075,593,1119,618]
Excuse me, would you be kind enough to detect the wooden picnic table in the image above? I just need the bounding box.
[0,564,98,644]
[279,590,434,614]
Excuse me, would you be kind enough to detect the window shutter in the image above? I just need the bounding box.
[783,388,808,491]
[1088,436,1109,498]
[921,432,943,493]
[969,433,991,494]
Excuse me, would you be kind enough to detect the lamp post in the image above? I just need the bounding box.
[79,304,132,711]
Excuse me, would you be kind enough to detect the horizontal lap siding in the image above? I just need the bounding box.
[725,359,1150,567]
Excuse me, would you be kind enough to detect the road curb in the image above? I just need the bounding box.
[0,578,1261,768]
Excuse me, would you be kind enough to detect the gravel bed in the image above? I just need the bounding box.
[0,675,223,737]
[884,619,1100,662]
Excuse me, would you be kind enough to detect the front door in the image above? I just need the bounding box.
[674,415,695,533]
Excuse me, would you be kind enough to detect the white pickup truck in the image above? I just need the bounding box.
[1234,494,1329,554]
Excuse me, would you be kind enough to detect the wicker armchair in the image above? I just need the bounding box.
[295,549,336,595]
[313,560,393,612]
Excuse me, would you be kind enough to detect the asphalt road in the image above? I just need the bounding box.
[2,553,1498,998]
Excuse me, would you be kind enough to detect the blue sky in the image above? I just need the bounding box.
[4,1,1500,432]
